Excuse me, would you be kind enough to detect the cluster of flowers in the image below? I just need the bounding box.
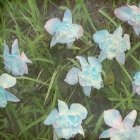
[1,3,140,140]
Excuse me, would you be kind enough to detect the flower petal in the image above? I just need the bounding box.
[121,34,130,50]
[113,26,122,37]
[54,128,63,139]
[103,109,123,129]
[20,52,32,63]
[67,42,73,48]
[76,56,88,68]
[74,24,83,39]
[88,56,100,66]
[3,43,10,57]
[50,36,58,47]
[59,127,73,139]
[132,26,140,36]
[44,109,58,125]
[72,125,85,136]
[44,18,60,35]
[82,86,91,97]
[0,88,7,108]
[131,126,140,140]
[116,53,125,65]
[63,9,72,23]
[70,103,88,119]
[98,51,107,62]
[93,30,110,44]
[88,56,102,71]
[99,128,118,139]
[58,100,69,112]
[11,39,20,56]
[133,84,140,95]
[0,73,16,88]
[5,90,20,102]
[110,137,120,140]
[114,6,132,21]
[123,110,137,128]
[64,67,80,85]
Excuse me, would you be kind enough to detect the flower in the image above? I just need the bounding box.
[44,9,83,48]
[64,56,103,96]
[93,26,130,64]
[100,109,140,140]
[0,73,20,107]
[3,39,32,76]
[114,4,140,36]
[44,100,87,139]
[132,72,140,95]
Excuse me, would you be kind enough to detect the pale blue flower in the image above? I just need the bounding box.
[93,26,130,64]
[100,109,140,140]
[44,100,87,139]
[0,73,20,108]
[64,56,103,96]
[132,72,140,95]
[3,39,32,76]
[44,9,83,48]
[115,4,140,36]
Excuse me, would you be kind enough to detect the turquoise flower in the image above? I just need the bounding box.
[44,100,87,139]
[44,9,83,48]
[132,72,140,95]
[100,109,140,140]
[0,73,20,108]
[3,39,32,76]
[114,4,140,36]
[65,56,103,96]
[93,26,130,64]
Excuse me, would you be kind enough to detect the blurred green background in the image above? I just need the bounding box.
[0,0,140,139]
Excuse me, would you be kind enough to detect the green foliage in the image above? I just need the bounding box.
[0,0,140,140]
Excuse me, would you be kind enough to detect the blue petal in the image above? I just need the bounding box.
[0,73,16,88]
[64,67,80,85]
[78,75,91,87]
[20,52,32,63]
[99,128,118,138]
[133,72,140,80]
[0,87,7,108]
[82,86,91,97]
[88,57,99,66]
[74,24,83,39]
[44,18,60,35]
[50,35,58,47]
[70,103,88,119]
[76,56,88,68]
[123,110,137,128]
[113,26,123,37]
[116,53,125,64]
[67,114,81,126]
[103,109,123,129]
[114,6,133,21]
[63,9,72,23]
[3,43,10,57]
[88,56,102,71]
[58,100,69,112]
[71,125,85,136]
[44,109,58,125]
[120,34,130,51]
[54,128,63,139]
[67,42,73,48]
[132,26,140,36]
[5,90,20,102]
[98,51,107,62]
[11,39,20,56]
[55,127,73,139]
[93,30,110,44]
